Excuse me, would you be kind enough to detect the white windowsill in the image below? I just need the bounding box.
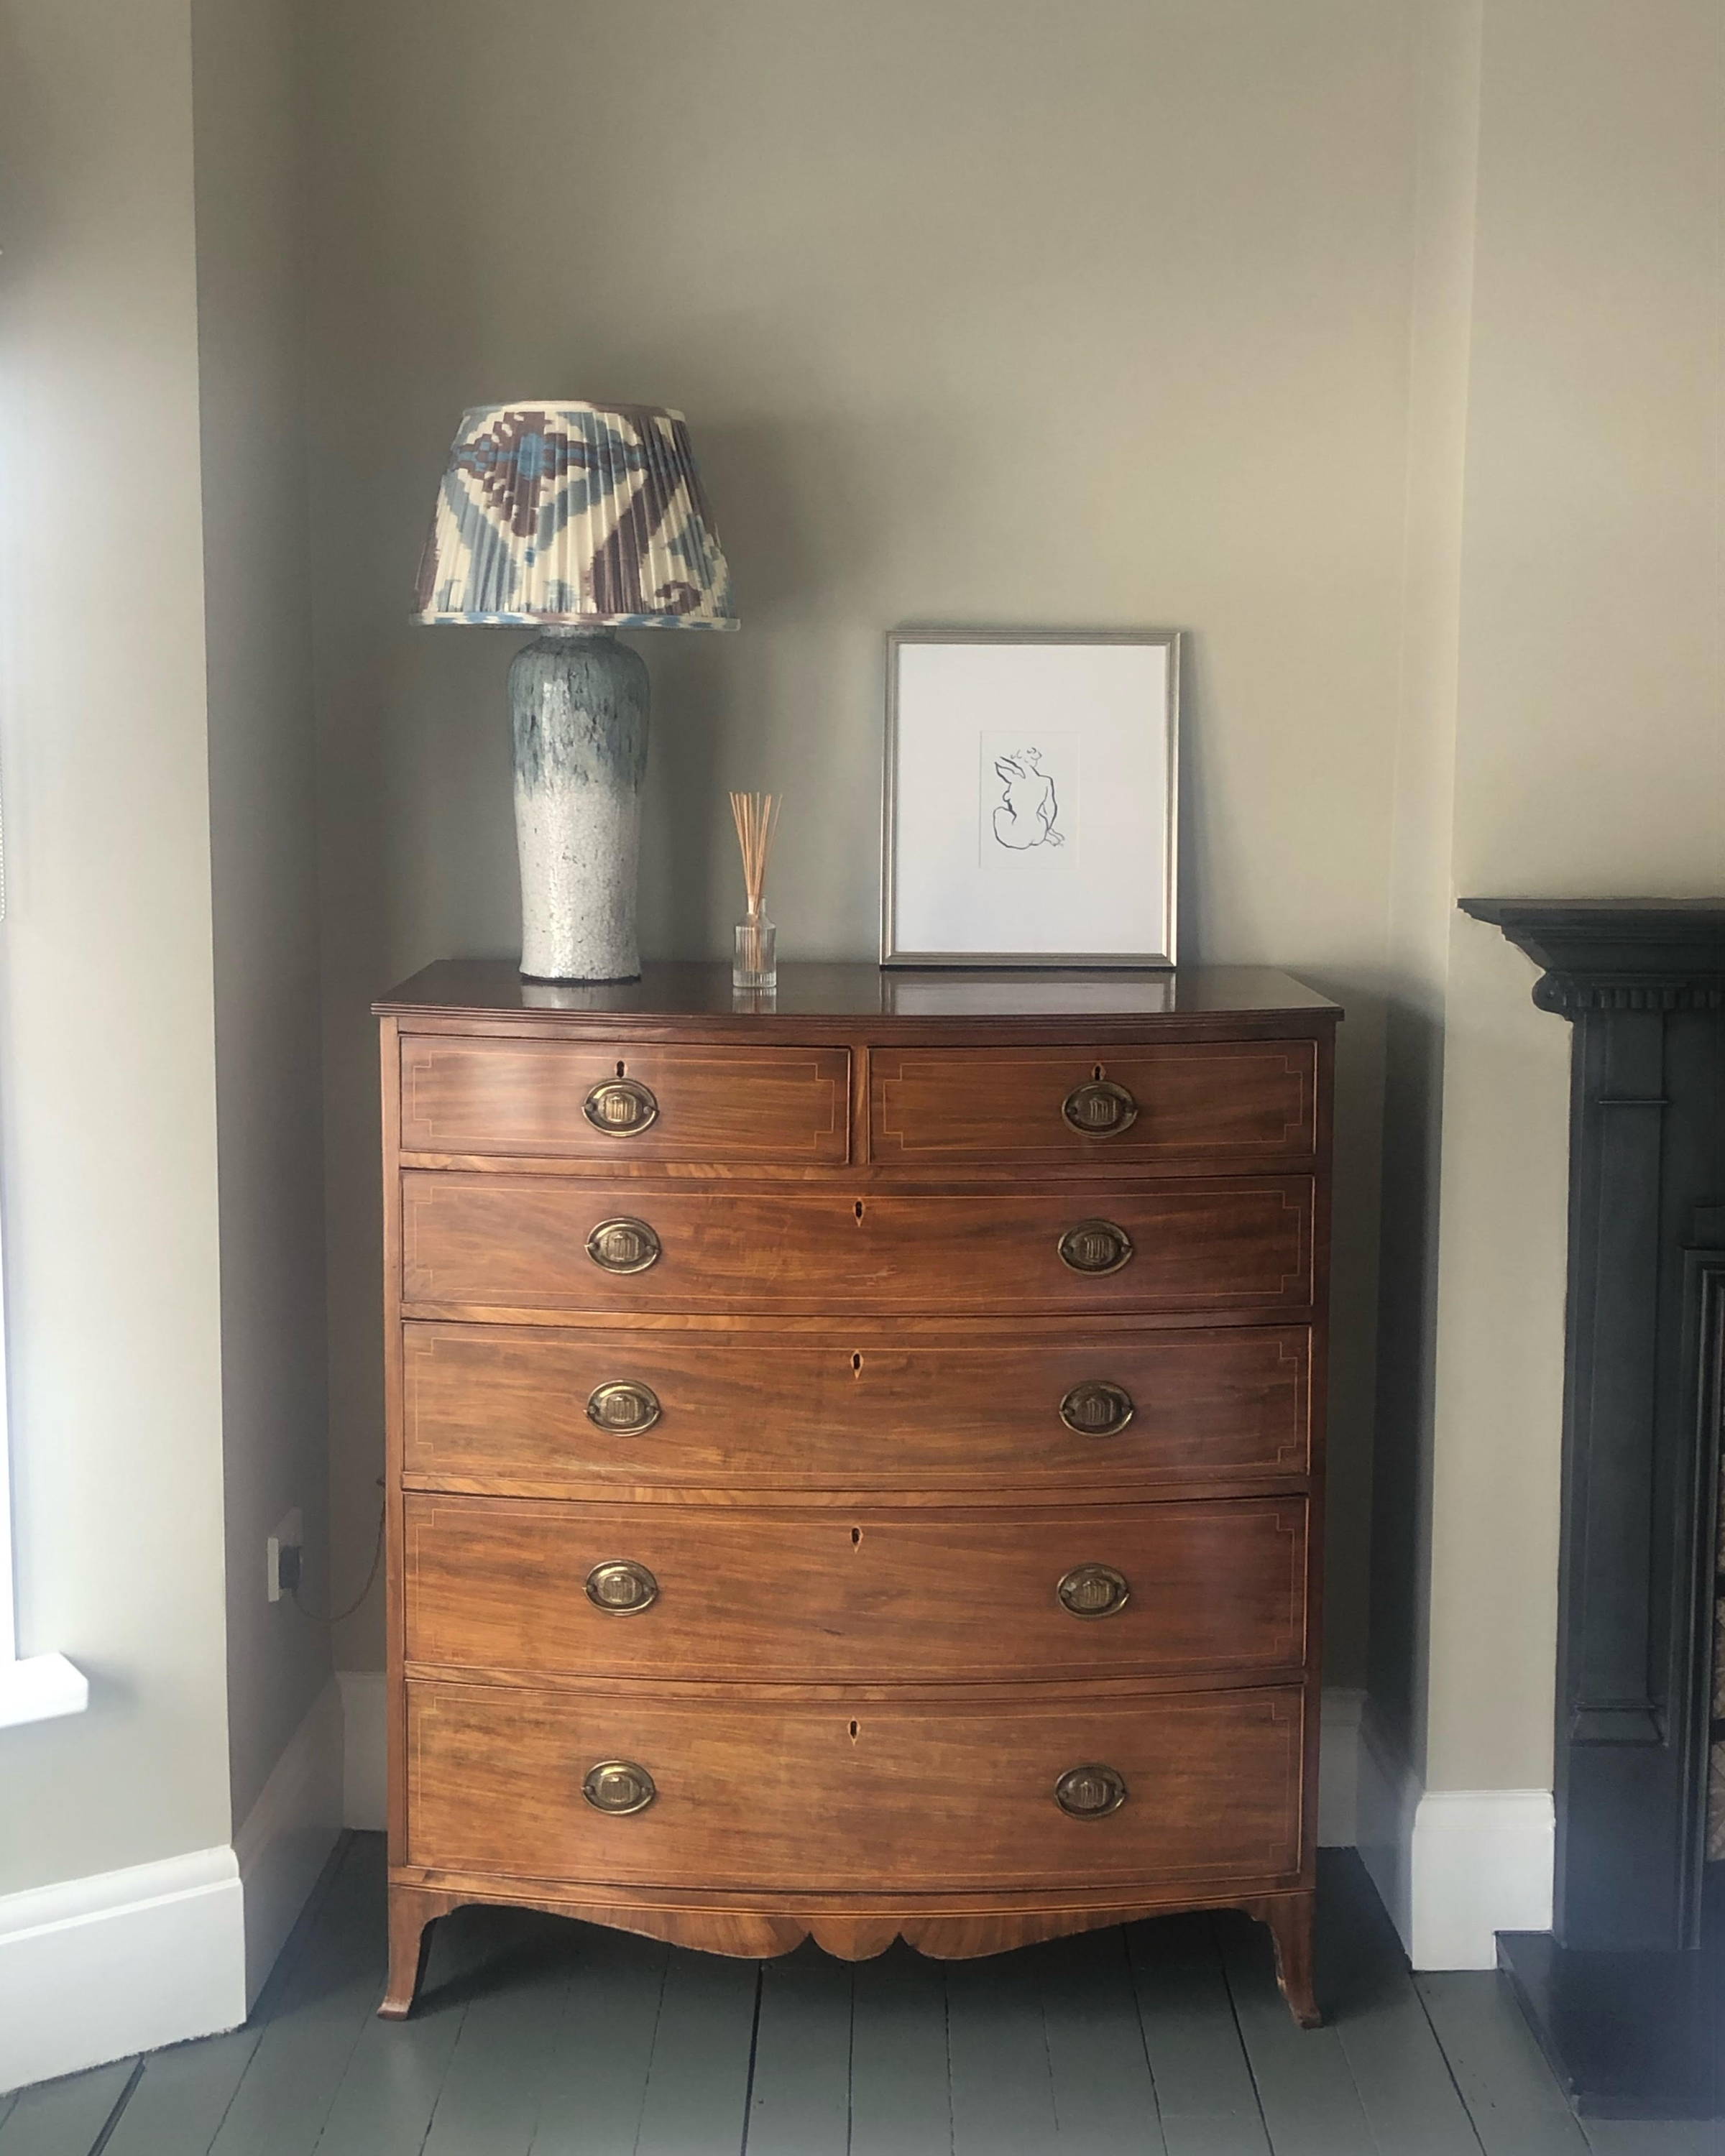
[0,1651,88,1730]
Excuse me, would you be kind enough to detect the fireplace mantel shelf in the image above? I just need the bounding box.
[1460,898,1725,1014]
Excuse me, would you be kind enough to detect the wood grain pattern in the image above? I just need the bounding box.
[400,1038,850,1164]
[403,1495,1307,1683]
[400,1173,1314,1317]
[405,1680,1305,1894]
[400,1319,1312,1496]
[871,1042,1317,1166]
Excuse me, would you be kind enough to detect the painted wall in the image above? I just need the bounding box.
[305,0,1422,1682]
[0,0,232,1889]
[190,0,333,1830]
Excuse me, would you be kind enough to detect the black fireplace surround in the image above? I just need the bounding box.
[1460,899,1724,2119]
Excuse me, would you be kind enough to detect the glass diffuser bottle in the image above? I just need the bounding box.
[730,791,781,991]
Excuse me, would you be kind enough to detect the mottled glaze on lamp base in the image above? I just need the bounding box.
[510,629,649,982]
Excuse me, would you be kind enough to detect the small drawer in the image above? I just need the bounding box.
[870,1042,1317,1166]
[402,1495,1308,1682]
[405,1680,1305,1892]
[400,1174,1314,1317]
[398,1037,850,1164]
[401,1321,1312,1496]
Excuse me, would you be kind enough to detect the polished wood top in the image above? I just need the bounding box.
[377,959,1340,1030]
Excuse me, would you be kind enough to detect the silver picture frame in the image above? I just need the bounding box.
[880,627,1181,968]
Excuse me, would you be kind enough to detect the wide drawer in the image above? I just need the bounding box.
[402,1321,1312,1495]
[402,1495,1307,1682]
[400,1174,1313,1316]
[398,1037,850,1164]
[871,1042,1317,1166]
[405,1680,1305,1891]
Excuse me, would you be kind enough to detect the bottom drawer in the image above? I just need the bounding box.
[405,1682,1304,1893]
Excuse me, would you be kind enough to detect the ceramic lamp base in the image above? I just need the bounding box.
[510,628,649,982]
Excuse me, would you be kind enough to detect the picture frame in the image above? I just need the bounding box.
[880,628,1181,968]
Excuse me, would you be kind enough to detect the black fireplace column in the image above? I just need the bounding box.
[1460,898,1725,2120]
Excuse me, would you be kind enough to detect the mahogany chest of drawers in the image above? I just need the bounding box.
[374,960,1339,2025]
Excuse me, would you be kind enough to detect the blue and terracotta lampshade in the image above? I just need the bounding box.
[413,401,737,630]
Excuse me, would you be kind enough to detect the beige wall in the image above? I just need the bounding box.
[1371,0,1725,1799]
[306,0,1422,1681]
[191,0,332,1829]
[0,0,233,1889]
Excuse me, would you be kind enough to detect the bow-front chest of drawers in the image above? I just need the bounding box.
[374,960,1339,2025]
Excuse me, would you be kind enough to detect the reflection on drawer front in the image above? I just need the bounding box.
[400,1038,850,1164]
[401,1321,1313,1494]
[400,1174,1313,1316]
[402,1495,1308,1682]
[871,1043,1317,1166]
[405,1680,1305,1892]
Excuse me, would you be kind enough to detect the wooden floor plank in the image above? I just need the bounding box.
[1582,2123,1724,2155]
[1127,1914,1271,2156]
[1216,1908,1376,2156]
[945,1945,1058,2156]
[418,1912,574,2156]
[1415,1973,1589,2156]
[848,1943,952,2156]
[206,1838,388,2156]
[742,1943,852,2156]
[630,1950,760,2156]
[525,1924,668,2156]
[0,2060,136,2156]
[1035,1929,1166,2154]
[1318,1854,1484,2156]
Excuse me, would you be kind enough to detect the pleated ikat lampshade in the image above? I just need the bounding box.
[413,400,737,630]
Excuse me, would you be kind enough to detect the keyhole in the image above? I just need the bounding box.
[854,1200,865,1222]
[848,1720,859,1740]
[851,1526,862,1547]
[615,1060,626,1079]
[1092,1062,1105,1081]
[851,1350,863,1376]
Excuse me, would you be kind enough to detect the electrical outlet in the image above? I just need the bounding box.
[266,1508,304,1604]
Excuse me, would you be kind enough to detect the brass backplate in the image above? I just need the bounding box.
[1057,1219,1134,1275]
[586,1379,663,1434]
[584,1560,660,1614]
[1054,1763,1128,1818]
[1062,1078,1139,1135]
[1059,1380,1136,1436]
[1057,1562,1131,1618]
[582,1077,659,1136]
[586,1217,662,1273]
[582,1759,657,1815]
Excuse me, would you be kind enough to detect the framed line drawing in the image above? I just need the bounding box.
[880,629,1181,967]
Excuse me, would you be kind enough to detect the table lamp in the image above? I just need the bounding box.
[413,401,737,981]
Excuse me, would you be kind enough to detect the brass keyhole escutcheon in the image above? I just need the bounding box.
[1057,1562,1131,1618]
[1062,1079,1138,1136]
[1054,1764,1128,1819]
[586,1380,662,1434]
[1057,1219,1134,1276]
[582,1077,659,1137]
[586,1217,662,1273]
[584,1560,659,1614]
[582,1759,657,1815]
[1059,1381,1136,1437]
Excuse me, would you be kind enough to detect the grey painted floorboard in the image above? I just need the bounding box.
[528,1925,668,2156]
[630,1950,760,2156]
[1581,2123,1724,2155]
[1217,1909,1376,2156]
[847,1943,952,2156]
[1127,1913,1271,2156]
[1415,1973,1589,2156]
[743,1943,852,2156]
[0,2061,135,2156]
[945,1943,1059,2156]
[206,1838,387,2156]
[1318,1855,1484,2156]
[419,1915,575,2156]
[1035,1928,1166,2155]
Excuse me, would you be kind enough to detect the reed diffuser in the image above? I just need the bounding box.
[729,791,781,990]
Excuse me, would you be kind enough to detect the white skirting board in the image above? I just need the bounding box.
[234,1677,344,2007]
[336,1670,1370,1847]
[1355,1703,1554,1968]
[0,1847,244,2094]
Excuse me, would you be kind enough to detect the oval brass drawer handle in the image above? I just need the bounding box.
[586,1379,663,1434]
[583,1077,659,1136]
[1057,1219,1134,1276]
[585,1560,659,1614]
[586,1217,662,1273]
[1059,1380,1135,1437]
[582,1759,657,1815]
[1062,1079,1138,1136]
[1057,1563,1131,1618]
[1054,1764,1128,1819]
